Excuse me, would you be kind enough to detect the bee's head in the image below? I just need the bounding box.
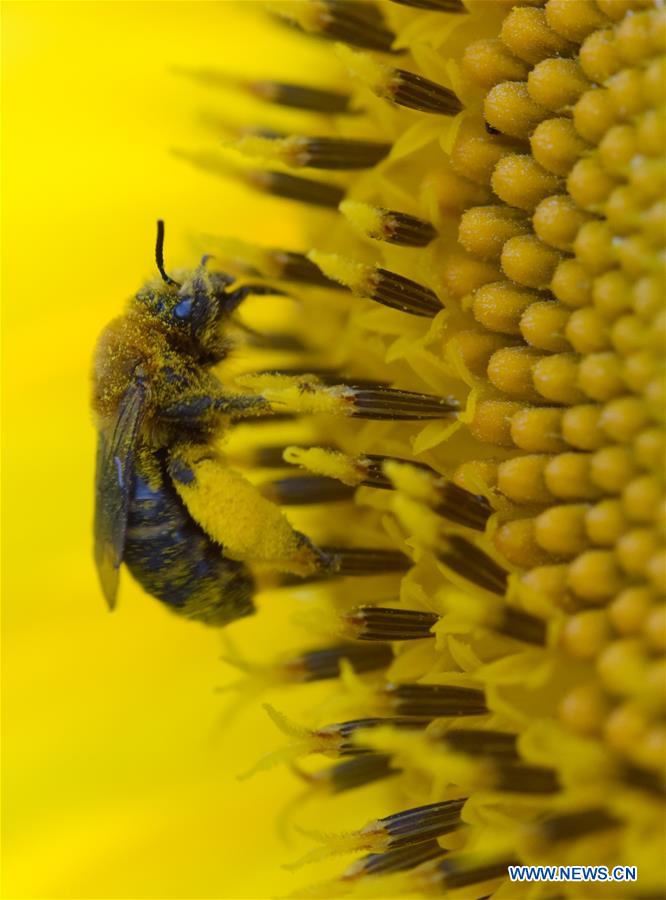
[134,221,236,360]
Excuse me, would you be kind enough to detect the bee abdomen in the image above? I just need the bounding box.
[124,449,255,626]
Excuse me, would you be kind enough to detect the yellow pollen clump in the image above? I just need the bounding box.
[338,199,386,241]
[335,43,390,97]
[231,133,312,168]
[283,445,363,486]
[307,250,372,295]
[265,1,330,36]
[170,445,319,575]
[235,373,354,417]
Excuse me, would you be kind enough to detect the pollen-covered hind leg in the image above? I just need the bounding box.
[167,443,324,576]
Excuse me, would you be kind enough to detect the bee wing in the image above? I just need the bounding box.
[94,381,147,609]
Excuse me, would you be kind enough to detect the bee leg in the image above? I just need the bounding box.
[159,392,270,425]
[215,394,273,420]
[167,443,323,576]
[223,283,289,313]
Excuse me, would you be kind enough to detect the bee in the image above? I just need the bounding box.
[92,221,315,626]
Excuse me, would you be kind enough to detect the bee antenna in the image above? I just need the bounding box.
[155,220,181,287]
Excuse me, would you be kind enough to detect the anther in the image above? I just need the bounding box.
[268,250,343,287]
[384,460,492,530]
[436,855,519,890]
[387,0,466,10]
[283,643,393,682]
[213,238,342,288]
[261,476,355,505]
[493,762,560,793]
[248,170,345,208]
[237,373,457,420]
[249,444,307,469]
[284,446,399,489]
[433,728,518,760]
[172,149,346,211]
[621,764,666,797]
[247,80,352,113]
[315,717,431,755]
[383,683,488,717]
[320,753,401,793]
[235,133,391,170]
[338,44,463,116]
[499,606,548,645]
[297,798,462,874]
[341,606,439,641]
[346,385,459,420]
[340,200,437,247]
[268,1,398,53]
[534,808,620,844]
[343,841,445,881]
[309,251,443,316]
[379,799,467,848]
[321,547,412,575]
[240,332,308,353]
[437,534,509,595]
[385,69,462,116]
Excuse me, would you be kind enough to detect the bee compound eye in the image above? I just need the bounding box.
[173,297,194,320]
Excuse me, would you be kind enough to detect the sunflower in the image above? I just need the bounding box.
[4,1,663,898]
[166,1,664,897]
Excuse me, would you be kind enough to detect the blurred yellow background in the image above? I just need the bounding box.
[2,3,375,897]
